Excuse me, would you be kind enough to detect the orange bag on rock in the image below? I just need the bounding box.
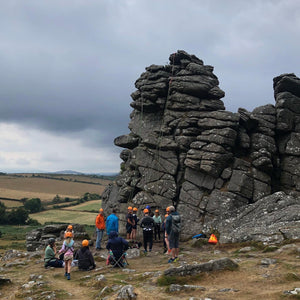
[208,234,218,245]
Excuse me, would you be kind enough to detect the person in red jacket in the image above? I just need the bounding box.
[95,208,105,250]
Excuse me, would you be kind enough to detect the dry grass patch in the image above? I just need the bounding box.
[62,200,102,212]
[0,177,107,201]
[29,210,97,225]
[0,199,23,207]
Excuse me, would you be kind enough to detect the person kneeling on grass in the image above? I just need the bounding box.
[44,238,64,268]
[59,232,74,280]
[74,239,96,271]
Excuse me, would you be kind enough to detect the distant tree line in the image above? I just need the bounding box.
[31,173,117,185]
[0,201,40,225]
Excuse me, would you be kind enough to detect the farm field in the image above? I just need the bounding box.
[15,173,114,185]
[0,199,23,207]
[62,199,102,211]
[29,209,97,225]
[0,174,111,202]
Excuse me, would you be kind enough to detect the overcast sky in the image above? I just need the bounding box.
[0,0,299,173]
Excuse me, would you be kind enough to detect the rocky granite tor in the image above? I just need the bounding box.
[102,50,300,243]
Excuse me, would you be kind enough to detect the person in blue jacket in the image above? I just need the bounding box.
[106,209,119,236]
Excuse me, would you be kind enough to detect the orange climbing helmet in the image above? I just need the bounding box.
[133,207,138,211]
[143,208,149,214]
[67,225,73,230]
[65,232,72,238]
[82,239,89,247]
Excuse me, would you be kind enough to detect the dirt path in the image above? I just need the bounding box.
[49,270,91,299]
[1,240,300,299]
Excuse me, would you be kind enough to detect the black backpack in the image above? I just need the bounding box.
[171,214,181,233]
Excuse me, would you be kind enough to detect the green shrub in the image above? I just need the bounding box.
[24,198,42,213]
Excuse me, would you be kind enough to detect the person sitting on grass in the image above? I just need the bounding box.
[44,238,64,268]
[75,239,96,271]
[59,232,74,280]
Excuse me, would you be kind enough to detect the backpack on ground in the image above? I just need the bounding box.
[171,214,181,233]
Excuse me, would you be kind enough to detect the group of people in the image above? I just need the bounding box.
[44,205,181,279]
[139,205,181,263]
[95,205,181,263]
[44,225,96,280]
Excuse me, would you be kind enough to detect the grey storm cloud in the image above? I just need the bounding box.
[0,0,300,161]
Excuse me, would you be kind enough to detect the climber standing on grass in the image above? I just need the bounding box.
[59,232,74,280]
[95,208,105,250]
[106,209,119,236]
[140,208,155,253]
[166,205,181,263]
[153,209,162,241]
[126,206,135,240]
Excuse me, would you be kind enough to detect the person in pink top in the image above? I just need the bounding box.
[59,232,74,280]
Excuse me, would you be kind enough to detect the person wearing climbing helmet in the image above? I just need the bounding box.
[75,239,96,271]
[146,205,154,217]
[166,206,181,263]
[162,214,171,254]
[95,208,105,250]
[132,207,139,241]
[153,209,162,241]
[44,238,63,268]
[140,208,155,253]
[64,224,74,238]
[126,206,135,240]
[59,231,75,279]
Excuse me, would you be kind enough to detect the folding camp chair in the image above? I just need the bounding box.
[106,250,129,268]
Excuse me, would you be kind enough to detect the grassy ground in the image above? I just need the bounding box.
[29,209,97,225]
[0,199,23,207]
[62,200,102,212]
[0,239,299,299]
[0,225,40,250]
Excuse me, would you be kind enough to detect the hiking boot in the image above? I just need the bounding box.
[143,250,148,254]
[168,258,175,263]
[173,257,179,262]
[64,272,68,277]
[67,273,70,280]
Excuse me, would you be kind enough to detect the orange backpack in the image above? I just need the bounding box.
[208,234,218,245]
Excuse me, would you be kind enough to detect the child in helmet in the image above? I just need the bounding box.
[64,224,74,238]
[59,231,74,280]
[126,206,135,240]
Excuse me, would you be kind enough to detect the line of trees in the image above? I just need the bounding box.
[0,201,39,225]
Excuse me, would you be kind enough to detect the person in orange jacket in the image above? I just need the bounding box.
[95,208,105,250]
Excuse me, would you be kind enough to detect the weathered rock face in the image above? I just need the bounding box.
[102,50,300,241]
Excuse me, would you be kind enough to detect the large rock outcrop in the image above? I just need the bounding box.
[26,224,89,251]
[102,50,300,242]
